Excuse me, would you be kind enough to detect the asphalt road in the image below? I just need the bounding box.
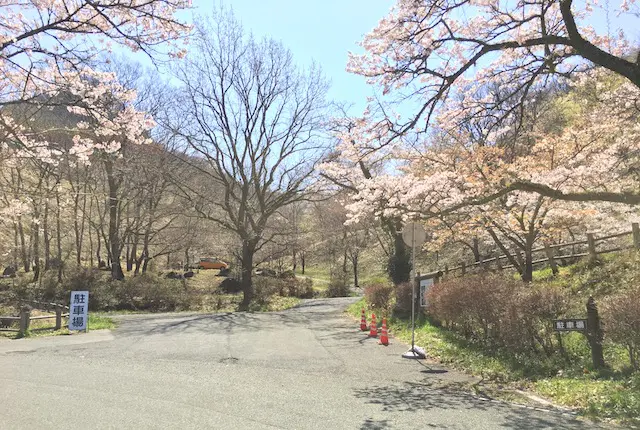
[0,298,598,429]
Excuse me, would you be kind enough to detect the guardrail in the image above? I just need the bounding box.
[0,300,69,337]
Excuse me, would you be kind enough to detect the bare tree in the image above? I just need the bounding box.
[166,10,328,309]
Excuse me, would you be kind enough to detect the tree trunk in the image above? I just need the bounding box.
[352,253,359,288]
[136,232,150,275]
[95,228,104,268]
[55,191,63,283]
[13,224,19,267]
[105,160,124,281]
[388,228,411,285]
[73,189,84,267]
[342,229,348,275]
[43,201,51,271]
[18,217,29,272]
[110,235,124,280]
[141,254,150,273]
[239,240,256,310]
[301,251,305,275]
[126,239,137,272]
[292,248,297,273]
[521,235,535,282]
[522,252,533,282]
[134,256,142,275]
[472,237,481,262]
[88,197,94,268]
[31,216,40,282]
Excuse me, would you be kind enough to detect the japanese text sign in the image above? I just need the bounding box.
[553,319,587,332]
[69,291,89,331]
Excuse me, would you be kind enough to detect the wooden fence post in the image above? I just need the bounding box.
[444,265,449,279]
[55,305,63,330]
[586,297,606,370]
[18,306,31,337]
[496,255,503,270]
[544,242,559,275]
[460,261,466,275]
[587,233,597,263]
[633,223,640,250]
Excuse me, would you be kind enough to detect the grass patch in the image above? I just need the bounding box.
[535,376,640,421]
[299,264,388,293]
[87,314,117,330]
[347,298,640,424]
[298,265,331,291]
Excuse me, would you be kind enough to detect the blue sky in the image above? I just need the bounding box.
[156,0,637,116]
[187,0,394,112]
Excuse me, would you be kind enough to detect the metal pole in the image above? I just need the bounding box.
[402,222,426,360]
[411,223,416,350]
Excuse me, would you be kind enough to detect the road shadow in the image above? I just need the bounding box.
[353,381,592,429]
[354,380,483,413]
[117,312,264,336]
[360,418,392,429]
[114,297,355,337]
[414,359,449,374]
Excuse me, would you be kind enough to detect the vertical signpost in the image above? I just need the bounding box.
[69,291,89,332]
[401,222,427,359]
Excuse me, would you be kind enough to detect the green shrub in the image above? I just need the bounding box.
[39,271,61,301]
[11,277,38,302]
[387,251,411,285]
[116,274,187,312]
[278,270,296,279]
[289,277,314,299]
[602,285,640,370]
[426,274,570,354]
[253,276,314,301]
[253,276,281,305]
[393,281,413,316]
[62,267,117,311]
[325,271,350,297]
[502,285,570,355]
[363,281,394,311]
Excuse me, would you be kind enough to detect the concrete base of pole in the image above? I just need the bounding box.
[402,346,426,359]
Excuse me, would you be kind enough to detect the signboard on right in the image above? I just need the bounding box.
[419,278,434,308]
[553,319,587,332]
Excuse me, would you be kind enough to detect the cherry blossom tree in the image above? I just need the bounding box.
[0,1,190,277]
[1,0,190,162]
[327,68,640,223]
[322,68,640,280]
[319,113,414,284]
[342,0,640,209]
[349,0,638,135]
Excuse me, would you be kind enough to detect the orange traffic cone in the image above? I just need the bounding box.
[379,318,389,346]
[360,308,367,331]
[369,313,377,337]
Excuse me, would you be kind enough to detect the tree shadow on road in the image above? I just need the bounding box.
[119,312,264,336]
[354,380,593,429]
[360,418,392,429]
